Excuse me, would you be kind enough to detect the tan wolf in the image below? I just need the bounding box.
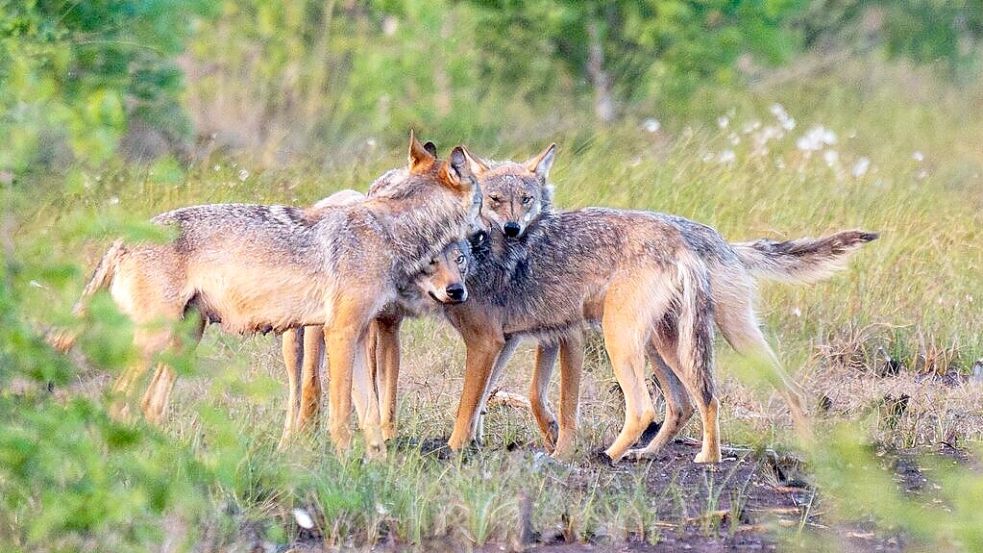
[49,133,481,457]
[277,220,475,444]
[444,145,877,463]
[135,182,474,446]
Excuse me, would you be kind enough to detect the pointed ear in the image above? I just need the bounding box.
[423,141,438,157]
[523,143,557,180]
[441,146,475,192]
[408,130,436,173]
[459,145,490,176]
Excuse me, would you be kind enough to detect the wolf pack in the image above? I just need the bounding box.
[51,132,877,465]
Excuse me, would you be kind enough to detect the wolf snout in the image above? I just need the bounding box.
[446,283,467,303]
[503,222,521,237]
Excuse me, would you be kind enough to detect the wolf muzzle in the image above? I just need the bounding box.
[446,283,467,303]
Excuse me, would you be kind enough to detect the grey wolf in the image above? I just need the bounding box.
[444,145,877,463]
[135,184,473,446]
[278,220,475,445]
[50,133,481,458]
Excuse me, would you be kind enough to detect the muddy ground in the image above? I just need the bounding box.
[275,438,976,552]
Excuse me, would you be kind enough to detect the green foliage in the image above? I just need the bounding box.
[0,0,212,172]
[465,0,803,114]
[881,0,983,75]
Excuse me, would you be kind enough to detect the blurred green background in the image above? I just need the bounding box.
[2,0,980,173]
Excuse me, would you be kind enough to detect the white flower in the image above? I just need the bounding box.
[718,150,736,164]
[717,116,729,129]
[741,120,761,134]
[375,503,390,516]
[108,196,120,205]
[729,133,740,146]
[382,16,399,36]
[851,157,871,177]
[823,150,839,167]
[642,118,661,133]
[912,151,925,162]
[238,169,249,182]
[213,164,221,172]
[702,152,715,163]
[792,307,802,317]
[770,103,796,130]
[366,138,377,148]
[796,126,838,151]
[292,508,314,529]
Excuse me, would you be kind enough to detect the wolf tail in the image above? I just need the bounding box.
[675,253,716,404]
[46,240,126,352]
[731,230,878,284]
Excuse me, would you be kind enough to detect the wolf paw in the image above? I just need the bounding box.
[693,450,722,464]
[625,447,662,462]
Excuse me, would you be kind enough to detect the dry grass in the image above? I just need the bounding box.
[8,62,983,551]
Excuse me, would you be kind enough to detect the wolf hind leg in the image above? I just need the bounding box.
[140,314,205,425]
[717,294,811,443]
[657,259,721,464]
[627,327,695,460]
[601,279,670,462]
[110,322,178,420]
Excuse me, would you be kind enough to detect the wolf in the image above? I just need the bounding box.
[444,145,877,463]
[135,182,474,447]
[49,133,481,457]
[277,222,476,445]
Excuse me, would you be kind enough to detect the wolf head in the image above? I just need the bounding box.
[415,239,472,304]
[408,132,483,226]
[460,144,556,239]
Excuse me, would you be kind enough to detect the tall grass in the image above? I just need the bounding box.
[3,60,983,550]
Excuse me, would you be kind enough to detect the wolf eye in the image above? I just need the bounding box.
[521,196,533,205]
[455,255,466,265]
[488,195,501,204]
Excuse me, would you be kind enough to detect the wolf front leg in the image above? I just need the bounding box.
[372,314,403,441]
[279,328,304,446]
[528,342,560,451]
[553,332,584,460]
[324,297,385,458]
[297,325,325,429]
[448,331,506,451]
[475,335,520,446]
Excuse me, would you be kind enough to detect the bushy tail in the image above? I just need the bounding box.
[731,230,878,284]
[46,240,126,352]
[675,253,716,404]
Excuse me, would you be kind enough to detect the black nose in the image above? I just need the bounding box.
[503,222,521,237]
[446,283,466,302]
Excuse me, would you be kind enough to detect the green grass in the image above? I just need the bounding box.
[4,62,983,551]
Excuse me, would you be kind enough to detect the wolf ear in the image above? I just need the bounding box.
[440,146,475,192]
[423,141,438,157]
[523,143,557,180]
[408,130,436,173]
[459,145,490,176]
